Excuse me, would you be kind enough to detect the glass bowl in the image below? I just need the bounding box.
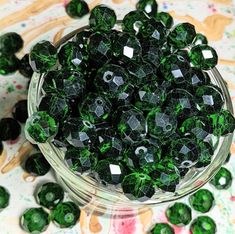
[28,24,234,217]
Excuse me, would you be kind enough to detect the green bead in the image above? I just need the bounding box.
[154,12,173,29]
[193,33,208,45]
[208,110,235,136]
[0,32,23,53]
[136,0,158,16]
[25,153,51,176]
[37,182,64,209]
[189,45,218,70]
[190,216,216,234]
[210,167,232,190]
[65,147,98,174]
[195,142,213,168]
[166,202,192,226]
[121,173,155,201]
[151,223,174,234]
[122,10,148,34]
[0,52,19,75]
[168,23,196,49]
[29,41,58,73]
[95,159,126,185]
[187,68,211,89]
[189,189,214,213]
[65,0,89,18]
[51,201,80,228]
[19,54,33,78]
[0,186,10,210]
[25,111,58,144]
[89,5,116,32]
[73,30,91,50]
[21,208,50,233]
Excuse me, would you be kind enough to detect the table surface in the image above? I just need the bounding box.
[1,0,235,233]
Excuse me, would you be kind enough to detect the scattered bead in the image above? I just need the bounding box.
[0,118,21,141]
[65,0,89,19]
[0,32,23,54]
[150,223,175,234]
[210,167,232,190]
[12,100,28,123]
[0,186,10,210]
[190,216,216,234]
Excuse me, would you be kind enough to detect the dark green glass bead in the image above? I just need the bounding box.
[12,100,28,123]
[121,173,155,201]
[115,84,135,107]
[195,142,213,168]
[189,189,214,213]
[210,167,232,190]
[190,216,216,234]
[124,141,161,173]
[122,10,148,34]
[187,68,210,89]
[113,32,142,63]
[208,110,235,136]
[117,107,147,144]
[95,159,126,185]
[166,202,192,226]
[89,5,116,32]
[19,54,33,78]
[58,41,88,71]
[154,12,173,29]
[195,85,224,114]
[65,147,98,174]
[193,33,208,45]
[0,32,23,53]
[94,64,129,99]
[51,202,80,228]
[73,30,91,50]
[25,153,51,176]
[0,52,19,75]
[159,54,191,84]
[29,41,58,73]
[190,45,218,70]
[168,23,196,49]
[147,108,177,139]
[39,95,69,122]
[136,0,158,16]
[63,117,96,147]
[0,118,21,141]
[65,0,89,18]
[0,186,10,210]
[52,125,69,148]
[37,182,64,209]
[21,208,50,233]
[25,111,58,143]
[151,223,174,234]
[79,93,112,123]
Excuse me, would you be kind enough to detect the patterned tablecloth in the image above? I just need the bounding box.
[1,0,235,233]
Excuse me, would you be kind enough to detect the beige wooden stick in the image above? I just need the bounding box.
[0,149,7,168]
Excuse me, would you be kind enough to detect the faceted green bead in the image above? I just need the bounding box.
[190,216,216,234]
[0,32,23,53]
[0,118,21,141]
[136,0,158,16]
[21,208,50,233]
[89,5,116,32]
[113,32,142,63]
[115,84,135,107]
[166,202,192,226]
[154,12,173,29]
[11,99,28,124]
[25,153,51,176]
[195,142,213,168]
[208,110,235,136]
[189,45,218,70]
[189,189,214,213]
[210,167,232,190]
[193,33,208,45]
[65,147,98,174]
[19,54,34,78]
[51,202,80,228]
[63,118,96,148]
[29,41,58,73]
[65,0,89,18]
[37,182,64,209]
[52,126,69,148]
[0,186,10,210]
[0,52,19,75]
[94,64,129,99]
[122,10,148,34]
[73,30,91,50]
[147,108,178,139]
[58,41,88,71]
[25,111,58,144]
[151,223,174,234]
[195,85,224,114]
[121,173,155,201]
[95,159,126,185]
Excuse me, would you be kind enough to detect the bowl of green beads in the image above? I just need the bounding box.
[26,2,235,216]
